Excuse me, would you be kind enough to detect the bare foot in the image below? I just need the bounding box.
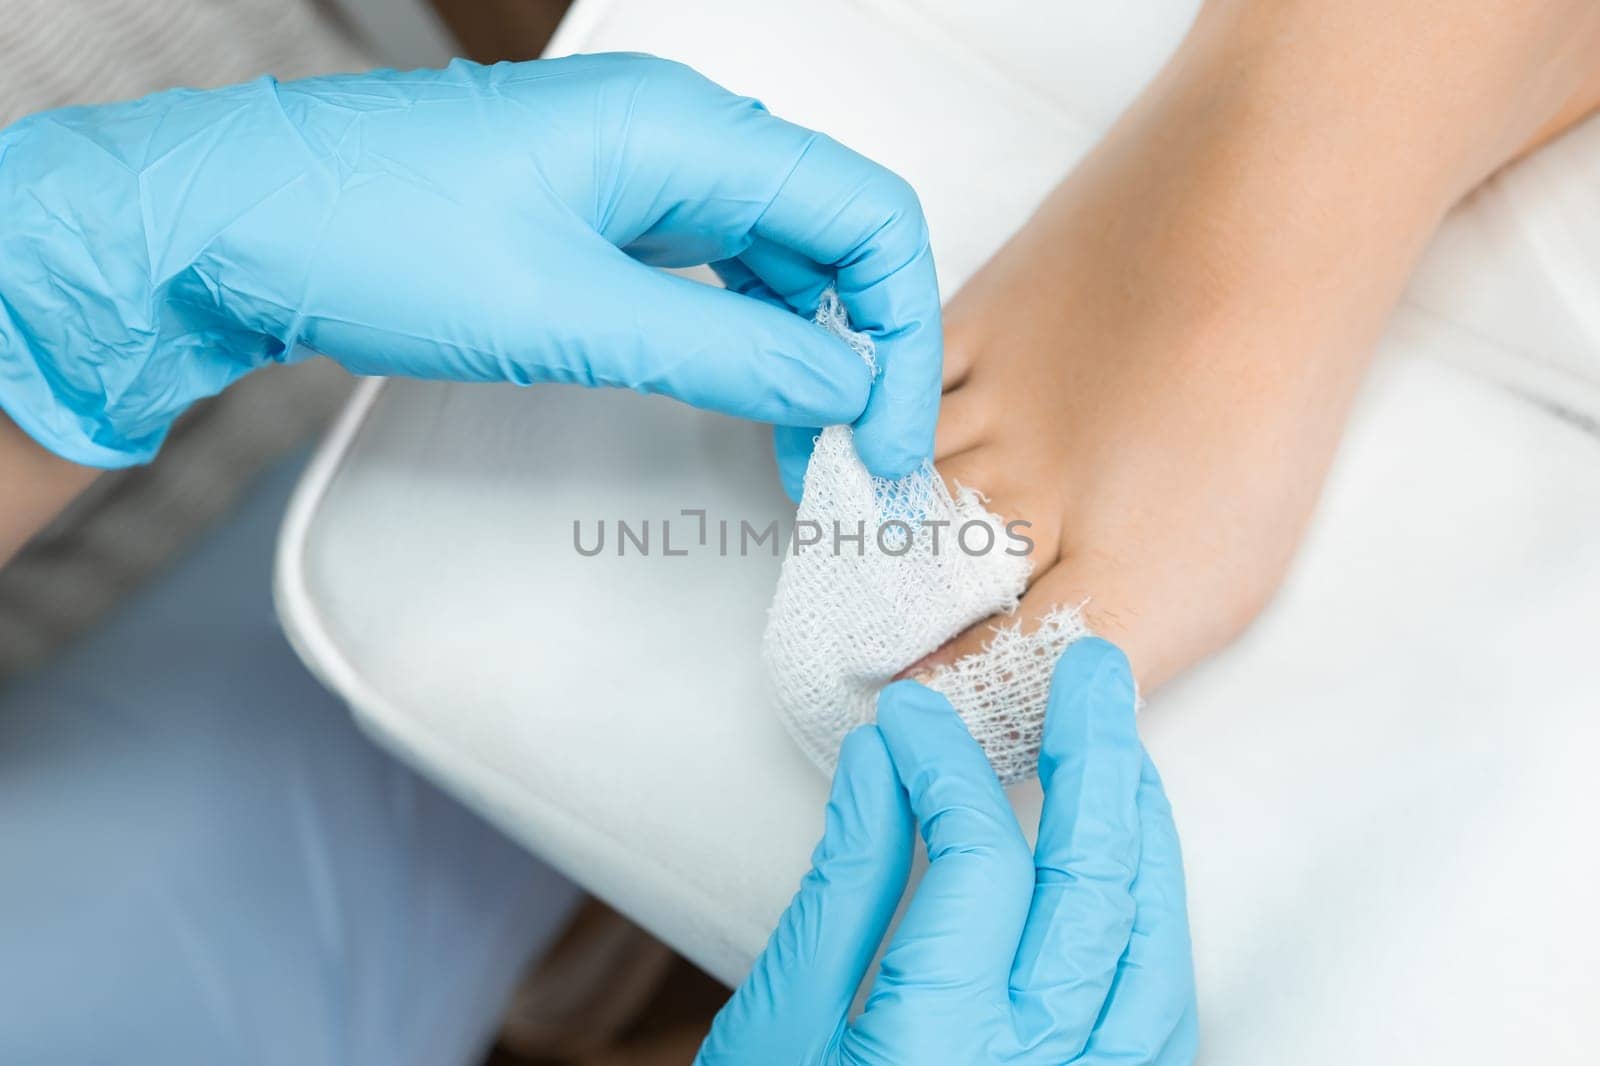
[920,0,1600,688]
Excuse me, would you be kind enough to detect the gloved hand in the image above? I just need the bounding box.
[0,54,940,470]
[699,638,1198,1065]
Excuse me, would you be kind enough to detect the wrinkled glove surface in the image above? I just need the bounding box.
[0,54,941,469]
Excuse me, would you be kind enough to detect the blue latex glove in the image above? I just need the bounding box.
[699,638,1198,1065]
[0,54,941,470]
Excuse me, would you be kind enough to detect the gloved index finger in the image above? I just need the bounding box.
[1073,753,1198,1065]
[1009,637,1144,1061]
[754,128,943,480]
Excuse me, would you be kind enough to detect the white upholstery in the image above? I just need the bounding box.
[275,2,1600,1061]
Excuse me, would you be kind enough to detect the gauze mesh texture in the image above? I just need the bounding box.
[763,296,1089,785]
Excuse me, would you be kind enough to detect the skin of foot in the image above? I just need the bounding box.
[918,0,1600,688]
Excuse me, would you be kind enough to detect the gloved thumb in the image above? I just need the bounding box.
[697,726,913,1064]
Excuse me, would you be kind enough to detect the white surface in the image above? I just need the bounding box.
[276,2,1600,1062]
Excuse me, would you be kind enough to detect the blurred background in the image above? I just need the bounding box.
[0,1,725,1062]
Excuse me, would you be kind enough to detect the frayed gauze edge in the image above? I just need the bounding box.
[763,295,1088,785]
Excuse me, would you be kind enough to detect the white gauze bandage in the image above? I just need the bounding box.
[763,295,1089,785]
